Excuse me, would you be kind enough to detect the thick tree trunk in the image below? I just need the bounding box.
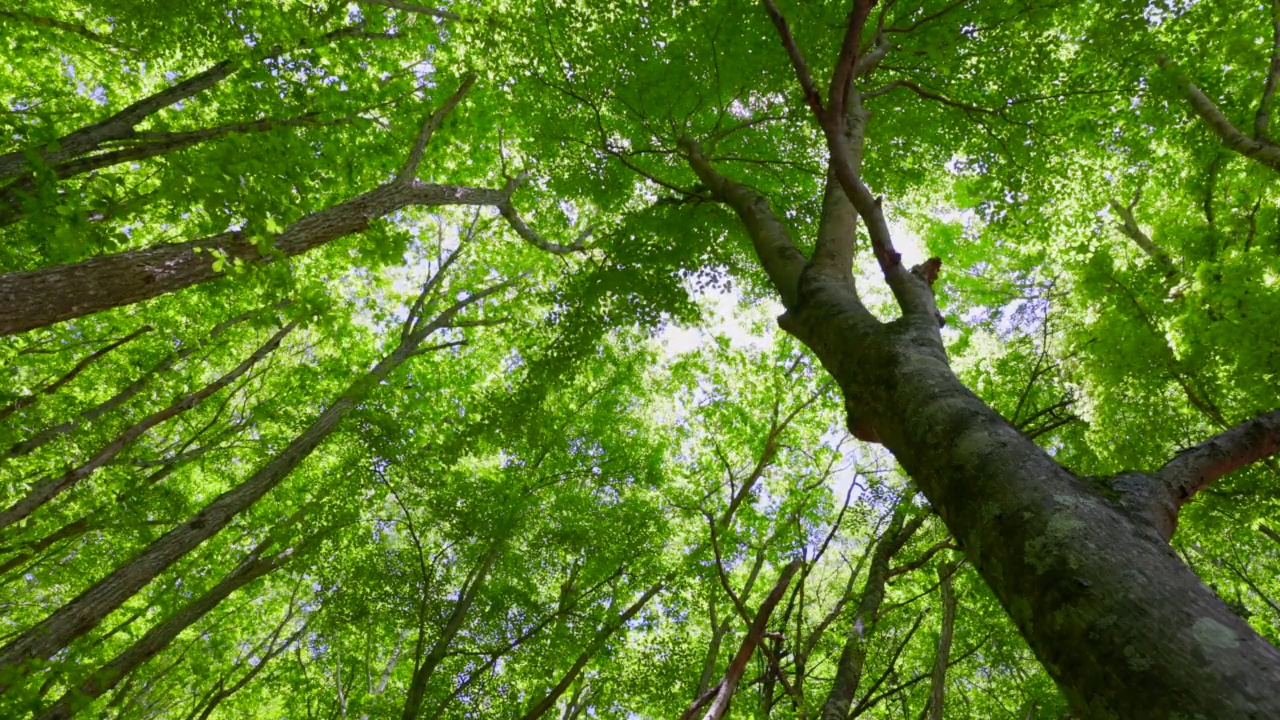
[784,298,1280,717]
[680,26,1280,703]
[0,272,504,688]
[0,321,295,534]
[819,505,923,720]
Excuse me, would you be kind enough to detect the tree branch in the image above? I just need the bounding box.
[761,0,825,116]
[1108,194,1177,277]
[398,75,477,182]
[1157,408,1280,506]
[358,0,461,20]
[1256,0,1280,138]
[681,560,801,720]
[678,137,806,308]
[1157,54,1280,173]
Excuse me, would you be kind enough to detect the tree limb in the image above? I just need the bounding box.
[681,559,801,720]
[1108,195,1177,277]
[1157,408,1280,506]
[1157,54,1280,173]
[398,75,477,182]
[1256,0,1280,138]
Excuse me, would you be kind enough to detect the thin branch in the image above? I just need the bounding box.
[884,0,970,35]
[0,324,152,422]
[1108,194,1177,277]
[681,560,801,720]
[0,10,127,49]
[358,0,461,20]
[761,0,825,116]
[888,539,957,578]
[1255,0,1280,138]
[398,75,477,182]
[496,175,591,254]
[862,78,998,115]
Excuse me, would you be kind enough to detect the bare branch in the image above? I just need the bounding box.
[681,560,801,720]
[398,75,477,182]
[827,0,878,121]
[678,137,806,308]
[496,175,592,255]
[862,78,997,115]
[888,539,957,578]
[0,9,127,49]
[1157,408,1280,506]
[0,324,152,422]
[884,0,970,35]
[761,0,825,116]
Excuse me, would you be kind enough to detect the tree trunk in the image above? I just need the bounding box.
[0,321,295,533]
[926,561,958,720]
[0,324,151,422]
[398,542,501,720]
[801,311,1280,717]
[34,534,304,720]
[681,34,1280,705]
[6,305,267,458]
[819,505,923,720]
[520,580,666,720]
[0,270,506,688]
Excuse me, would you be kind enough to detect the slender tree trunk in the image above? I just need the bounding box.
[6,305,267,458]
[190,619,305,720]
[0,22,392,182]
[681,560,801,720]
[819,505,923,720]
[0,114,335,227]
[926,561,958,720]
[34,532,307,720]
[0,270,506,688]
[0,324,151,422]
[398,542,501,720]
[520,580,666,720]
[0,321,295,533]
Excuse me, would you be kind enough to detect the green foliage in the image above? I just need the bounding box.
[0,0,1278,718]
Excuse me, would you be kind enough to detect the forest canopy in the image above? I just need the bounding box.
[0,0,1278,718]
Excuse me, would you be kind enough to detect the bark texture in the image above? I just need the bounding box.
[926,561,958,720]
[687,6,1280,714]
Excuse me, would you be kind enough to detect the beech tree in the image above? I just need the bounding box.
[2,0,1279,719]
